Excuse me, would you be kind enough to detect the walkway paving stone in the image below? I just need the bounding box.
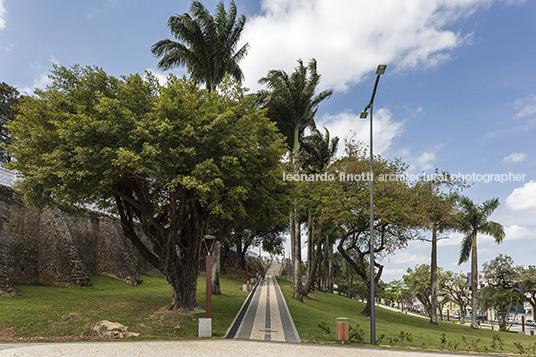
[225,275,300,343]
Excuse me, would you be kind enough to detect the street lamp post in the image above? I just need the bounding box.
[360,64,387,346]
[199,234,216,337]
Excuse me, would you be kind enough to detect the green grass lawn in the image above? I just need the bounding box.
[277,277,536,355]
[3,271,536,355]
[0,270,249,341]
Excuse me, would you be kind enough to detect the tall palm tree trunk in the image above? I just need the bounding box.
[430,227,438,325]
[471,232,478,330]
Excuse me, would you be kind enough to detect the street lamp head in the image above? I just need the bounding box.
[376,64,387,75]
[203,235,216,255]
[360,111,369,119]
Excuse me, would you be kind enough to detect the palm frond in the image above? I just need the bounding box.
[458,233,473,265]
[480,221,505,243]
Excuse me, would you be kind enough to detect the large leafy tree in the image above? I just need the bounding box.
[403,264,447,319]
[517,265,536,323]
[151,0,249,92]
[258,58,332,302]
[481,254,524,330]
[456,195,505,329]
[440,270,470,323]
[0,82,21,164]
[7,64,288,312]
[307,141,423,316]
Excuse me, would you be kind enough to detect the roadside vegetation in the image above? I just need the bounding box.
[277,277,536,355]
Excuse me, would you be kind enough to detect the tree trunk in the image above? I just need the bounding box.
[212,241,221,295]
[303,235,322,296]
[167,253,200,311]
[291,205,303,302]
[430,227,438,325]
[471,232,478,330]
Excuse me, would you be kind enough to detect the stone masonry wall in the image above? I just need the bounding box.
[0,184,160,296]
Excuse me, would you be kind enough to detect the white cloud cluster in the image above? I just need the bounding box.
[19,72,51,95]
[0,0,6,29]
[414,152,436,171]
[240,0,492,92]
[506,180,536,212]
[502,152,526,163]
[317,108,403,156]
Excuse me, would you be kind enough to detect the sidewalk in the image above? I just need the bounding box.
[225,275,300,343]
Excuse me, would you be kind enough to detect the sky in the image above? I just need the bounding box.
[1,0,535,282]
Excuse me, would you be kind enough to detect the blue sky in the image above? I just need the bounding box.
[1,0,535,282]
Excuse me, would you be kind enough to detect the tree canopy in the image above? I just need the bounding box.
[7,64,290,311]
[0,82,21,164]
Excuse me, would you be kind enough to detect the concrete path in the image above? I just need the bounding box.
[225,275,300,343]
[0,340,495,357]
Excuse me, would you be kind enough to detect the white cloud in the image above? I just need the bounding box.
[390,251,429,264]
[317,108,403,156]
[506,180,536,212]
[240,0,493,92]
[414,152,436,171]
[502,152,526,163]
[437,232,464,246]
[145,68,169,86]
[0,0,6,29]
[19,72,52,95]
[504,225,535,240]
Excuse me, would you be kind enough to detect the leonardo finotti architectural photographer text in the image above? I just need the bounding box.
[283,172,527,184]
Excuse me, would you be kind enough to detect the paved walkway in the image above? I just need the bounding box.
[0,339,492,357]
[225,275,300,343]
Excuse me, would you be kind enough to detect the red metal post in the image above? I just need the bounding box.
[206,255,212,318]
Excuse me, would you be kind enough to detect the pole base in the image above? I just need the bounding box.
[198,318,212,337]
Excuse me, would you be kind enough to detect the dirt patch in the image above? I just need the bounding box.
[0,326,14,340]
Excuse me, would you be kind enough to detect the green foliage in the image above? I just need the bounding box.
[348,323,365,344]
[151,0,249,92]
[461,335,481,351]
[258,58,333,154]
[7,64,289,310]
[456,195,505,265]
[403,264,447,319]
[0,82,21,163]
[491,332,504,350]
[481,254,525,329]
[440,332,447,348]
[317,321,331,335]
[514,342,536,356]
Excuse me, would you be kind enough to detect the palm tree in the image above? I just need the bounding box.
[151,0,249,92]
[457,195,505,330]
[300,128,339,296]
[300,127,339,175]
[258,58,332,302]
[258,59,333,159]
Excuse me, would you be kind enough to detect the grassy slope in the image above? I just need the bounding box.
[277,277,536,354]
[0,270,248,340]
[2,271,536,355]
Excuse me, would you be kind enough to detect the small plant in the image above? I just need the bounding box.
[396,330,413,345]
[317,321,331,335]
[349,323,365,344]
[491,333,504,351]
[514,342,536,356]
[440,332,447,349]
[376,333,386,345]
[461,335,480,351]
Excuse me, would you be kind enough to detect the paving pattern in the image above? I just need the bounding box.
[225,275,300,343]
